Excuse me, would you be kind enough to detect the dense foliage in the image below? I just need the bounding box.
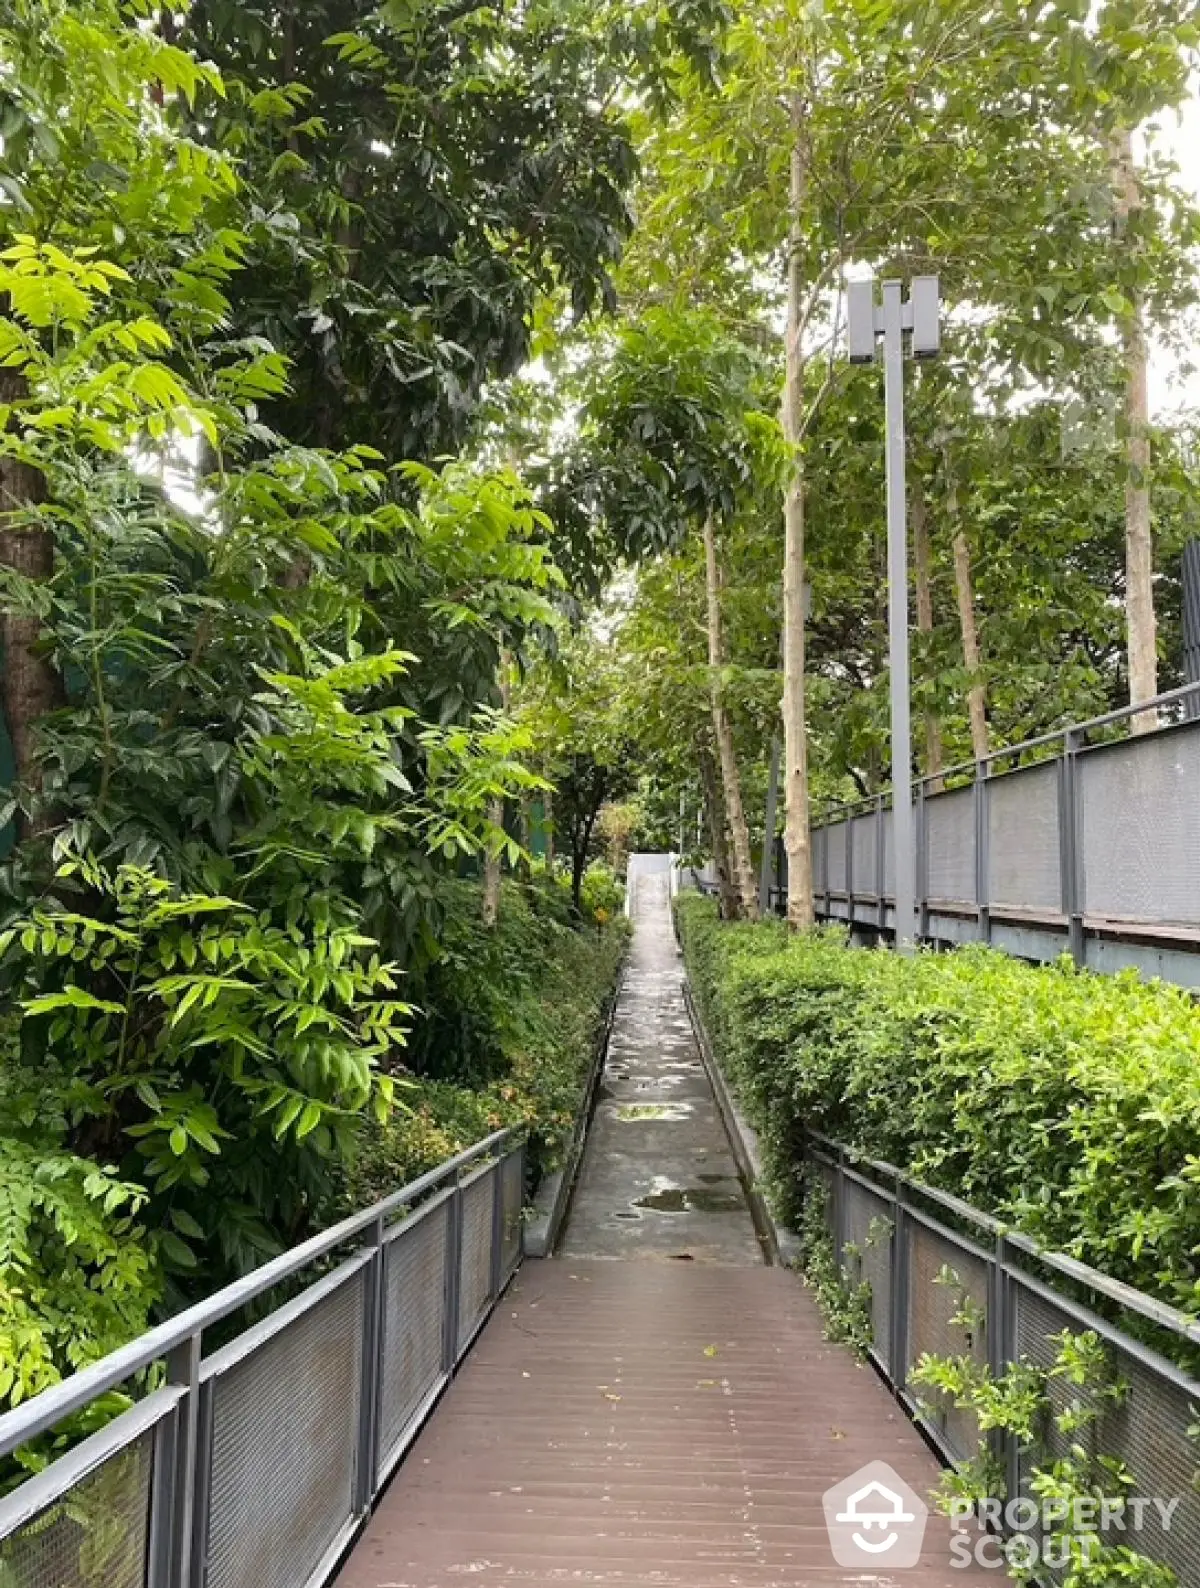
[676,895,1200,1316]
[346,877,627,1204]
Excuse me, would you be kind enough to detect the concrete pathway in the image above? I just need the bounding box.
[336,860,992,1587]
[558,868,762,1263]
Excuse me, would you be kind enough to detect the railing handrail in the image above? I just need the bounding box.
[812,678,1200,827]
[0,1124,521,1460]
[806,1127,1200,1348]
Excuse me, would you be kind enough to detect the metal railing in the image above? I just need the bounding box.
[808,1130,1200,1582]
[0,1128,525,1588]
[796,681,1200,984]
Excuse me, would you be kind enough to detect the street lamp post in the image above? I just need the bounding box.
[847,275,940,952]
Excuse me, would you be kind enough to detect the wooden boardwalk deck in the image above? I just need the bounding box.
[337,1260,990,1587]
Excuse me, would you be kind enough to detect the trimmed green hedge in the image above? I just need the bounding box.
[676,895,1200,1316]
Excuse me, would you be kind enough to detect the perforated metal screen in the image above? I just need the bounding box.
[906,1222,988,1464]
[883,806,895,897]
[925,788,975,905]
[1014,1283,1200,1585]
[203,1266,364,1588]
[851,814,877,899]
[1078,725,1200,926]
[457,1168,496,1354]
[379,1202,449,1471]
[987,762,1061,913]
[841,1178,892,1370]
[500,1151,523,1278]
[0,1428,153,1588]
[826,821,848,893]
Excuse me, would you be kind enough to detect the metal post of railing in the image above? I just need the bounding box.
[875,795,887,931]
[846,817,855,932]
[974,762,991,945]
[987,1232,1009,1486]
[1059,730,1085,966]
[354,1213,387,1513]
[834,1145,847,1267]
[147,1331,202,1588]
[889,1175,910,1396]
[916,782,929,941]
[489,1159,505,1301]
[517,1139,527,1267]
[443,1171,464,1371]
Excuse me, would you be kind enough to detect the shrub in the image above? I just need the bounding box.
[344,880,627,1205]
[676,895,1200,1316]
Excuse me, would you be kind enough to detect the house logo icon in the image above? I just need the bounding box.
[823,1461,929,1568]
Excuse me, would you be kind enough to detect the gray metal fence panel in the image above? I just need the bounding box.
[1078,725,1200,927]
[203,1266,365,1588]
[1014,1280,1200,1585]
[987,762,1061,913]
[826,821,848,893]
[851,814,877,900]
[841,1177,893,1372]
[457,1167,496,1355]
[925,787,975,905]
[883,805,895,898]
[906,1221,988,1464]
[0,1428,154,1588]
[378,1200,449,1472]
[500,1151,523,1279]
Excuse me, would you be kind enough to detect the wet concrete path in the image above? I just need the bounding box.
[558,866,763,1264]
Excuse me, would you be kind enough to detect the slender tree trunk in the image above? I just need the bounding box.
[946,468,989,762]
[544,788,555,873]
[911,479,944,792]
[1110,126,1158,731]
[0,369,64,839]
[698,740,739,921]
[781,95,814,930]
[702,516,758,920]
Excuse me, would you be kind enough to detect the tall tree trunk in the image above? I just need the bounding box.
[702,516,758,920]
[946,467,989,763]
[911,479,944,793]
[544,788,555,873]
[781,95,814,930]
[698,740,739,921]
[0,369,64,839]
[1111,126,1158,731]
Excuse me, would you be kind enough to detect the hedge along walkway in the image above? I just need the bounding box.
[336,865,991,1587]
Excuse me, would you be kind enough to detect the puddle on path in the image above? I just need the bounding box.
[614,1102,693,1122]
[632,1185,747,1215]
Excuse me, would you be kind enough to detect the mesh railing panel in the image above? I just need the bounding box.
[378,1204,448,1469]
[825,821,848,893]
[883,806,895,898]
[906,1222,989,1464]
[0,1430,153,1588]
[1014,1284,1200,1585]
[926,788,976,906]
[500,1150,523,1277]
[204,1269,364,1588]
[841,1178,892,1371]
[987,762,1061,913]
[851,814,878,899]
[457,1169,496,1354]
[1078,726,1200,927]
[811,826,827,893]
